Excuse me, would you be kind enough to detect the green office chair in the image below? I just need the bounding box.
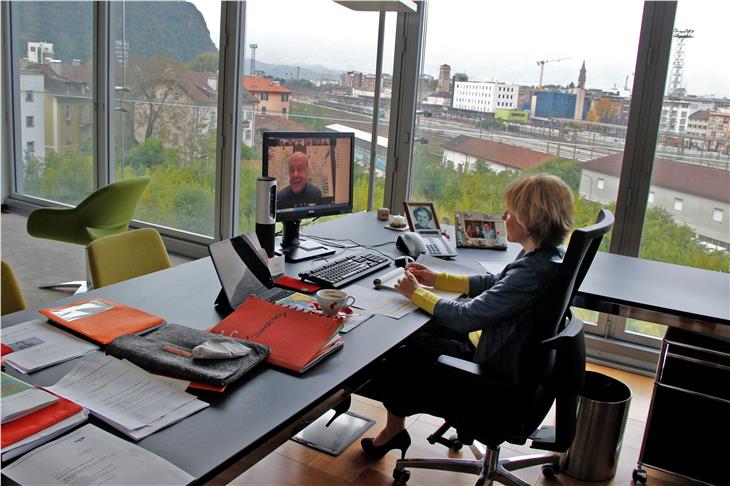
[26,176,150,293]
[1,260,27,316]
[87,228,172,289]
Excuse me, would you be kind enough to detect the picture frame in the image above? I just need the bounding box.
[454,211,508,250]
[403,201,442,231]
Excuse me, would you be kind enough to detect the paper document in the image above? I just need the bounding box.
[1,319,98,373]
[346,285,417,319]
[479,261,508,276]
[3,424,194,485]
[1,409,88,461]
[373,267,462,301]
[47,356,207,438]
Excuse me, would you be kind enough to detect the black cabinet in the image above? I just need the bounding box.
[635,328,730,485]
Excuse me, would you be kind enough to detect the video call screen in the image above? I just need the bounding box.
[264,133,353,212]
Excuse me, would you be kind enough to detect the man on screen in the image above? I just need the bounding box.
[277,152,323,207]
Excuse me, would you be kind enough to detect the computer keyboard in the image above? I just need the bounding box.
[298,251,391,288]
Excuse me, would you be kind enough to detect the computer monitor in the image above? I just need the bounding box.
[262,131,354,261]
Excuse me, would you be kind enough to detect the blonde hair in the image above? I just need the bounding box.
[503,173,574,248]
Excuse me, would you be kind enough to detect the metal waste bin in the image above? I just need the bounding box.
[561,371,632,481]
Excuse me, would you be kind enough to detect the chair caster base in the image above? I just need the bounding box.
[632,467,647,484]
[393,467,410,484]
[542,462,559,479]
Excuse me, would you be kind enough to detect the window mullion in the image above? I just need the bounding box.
[93,1,112,188]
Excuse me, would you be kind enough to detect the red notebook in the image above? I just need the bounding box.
[1,394,83,448]
[39,298,164,345]
[209,296,343,373]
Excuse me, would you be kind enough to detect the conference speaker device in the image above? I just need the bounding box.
[256,176,277,257]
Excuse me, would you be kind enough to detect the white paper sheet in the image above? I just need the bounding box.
[2,319,98,373]
[47,356,206,433]
[372,267,462,301]
[3,424,194,485]
[346,284,417,319]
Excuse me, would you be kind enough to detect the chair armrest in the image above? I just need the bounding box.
[27,207,83,245]
[436,355,503,386]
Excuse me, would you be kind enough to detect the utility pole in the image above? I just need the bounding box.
[249,44,258,75]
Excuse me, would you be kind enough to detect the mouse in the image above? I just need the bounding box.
[394,256,415,268]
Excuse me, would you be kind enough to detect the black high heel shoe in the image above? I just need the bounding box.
[361,429,411,460]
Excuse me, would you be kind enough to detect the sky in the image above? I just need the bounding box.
[191,0,729,97]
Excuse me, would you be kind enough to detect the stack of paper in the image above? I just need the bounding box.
[3,424,194,485]
[1,372,59,423]
[1,373,88,461]
[1,319,98,373]
[47,356,209,441]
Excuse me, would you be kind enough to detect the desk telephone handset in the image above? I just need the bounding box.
[396,232,427,258]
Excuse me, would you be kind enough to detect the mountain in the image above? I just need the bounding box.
[251,61,343,81]
[13,1,216,64]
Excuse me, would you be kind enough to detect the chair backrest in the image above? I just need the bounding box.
[523,209,614,451]
[468,210,613,450]
[87,228,172,288]
[77,176,150,233]
[1,260,27,315]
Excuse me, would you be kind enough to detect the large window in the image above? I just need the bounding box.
[112,1,221,237]
[411,0,644,333]
[628,0,730,342]
[238,0,395,233]
[11,1,94,205]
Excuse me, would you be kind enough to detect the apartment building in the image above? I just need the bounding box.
[452,81,518,113]
[243,76,291,116]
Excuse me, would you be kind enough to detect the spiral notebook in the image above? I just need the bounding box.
[209,296,344,373]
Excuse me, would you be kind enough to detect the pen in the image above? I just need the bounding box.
[163,345,192,357]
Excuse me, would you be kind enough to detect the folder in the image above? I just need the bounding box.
[209,296,344,373]
[1,392,85,452]
[39,298,164,345]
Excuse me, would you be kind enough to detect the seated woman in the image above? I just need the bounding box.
[361,173,574,460]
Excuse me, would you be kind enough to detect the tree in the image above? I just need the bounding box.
[189,52,218,72]
[127,55,186,142]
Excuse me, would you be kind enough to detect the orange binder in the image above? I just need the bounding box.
[1,394,83,448]
[39,298,164,345]
[209,296,344,373]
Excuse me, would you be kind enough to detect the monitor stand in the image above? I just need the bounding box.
[279,220,336,262]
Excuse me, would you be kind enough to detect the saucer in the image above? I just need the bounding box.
[385,224,408,232]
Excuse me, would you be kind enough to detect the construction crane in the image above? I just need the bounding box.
[536,57,569,88]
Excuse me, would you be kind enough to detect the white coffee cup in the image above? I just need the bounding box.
[316,289,355,317]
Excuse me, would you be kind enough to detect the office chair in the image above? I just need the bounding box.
[26,176,150,293]
[393,209,614,486]
[87,228,172,288]
[1,260,27,315]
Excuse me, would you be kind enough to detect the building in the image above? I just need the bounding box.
[531,91,590,120]
[19,70,46,162]
[580,153,730,248]
[326,123,388,176]
[437,64,451,93]
[452,81,518,113]
[659,97,715,134]
[340,71,363,90]
[495,108,529,122]
[442,134,553,172]
[243,76,291,116]
[26,41,54,64]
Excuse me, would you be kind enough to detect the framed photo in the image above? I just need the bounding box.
[403,201,441,231]
[454,211,507,250]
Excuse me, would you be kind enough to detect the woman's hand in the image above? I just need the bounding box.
[394,270,420,298]
[405,263,436,287]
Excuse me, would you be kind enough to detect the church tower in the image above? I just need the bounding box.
[578,61,586,89]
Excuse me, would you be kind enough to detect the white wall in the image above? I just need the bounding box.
[452,81,517,113]
[580,168,730,245]
[19,73,46,161]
